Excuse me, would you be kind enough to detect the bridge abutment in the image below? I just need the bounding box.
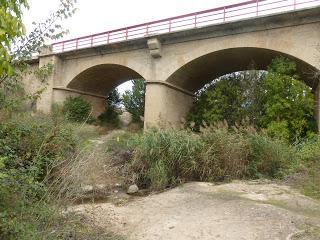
[144,81,194,129]
[36,55,62,114]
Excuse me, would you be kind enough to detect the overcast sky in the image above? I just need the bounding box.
[24,0,241,39]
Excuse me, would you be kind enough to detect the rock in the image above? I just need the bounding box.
[119,111,132,127]
[127,184,139,194]
[81,185,93,192]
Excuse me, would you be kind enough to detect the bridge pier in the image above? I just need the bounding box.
[144,81,194,129]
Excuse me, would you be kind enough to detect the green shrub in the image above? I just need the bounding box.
[119,126,294,190]
[186,57,317,141]
[63,96,92,122]
[198,127,250,181]
[247,133,293,178]
[128,129,202,190]
[0,113,78,239]
[294,137,320,199]
[98,106,121,128]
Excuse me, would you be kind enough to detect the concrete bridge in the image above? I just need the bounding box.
[25,0,320,128]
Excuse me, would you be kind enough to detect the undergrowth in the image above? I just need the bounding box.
[0,112,120,239]
[109,125,320,199]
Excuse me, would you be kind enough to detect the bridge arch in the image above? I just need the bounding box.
[53,63,145,117]
[144,46,320,129]
[165,47,319,92]
[67,63,144,95]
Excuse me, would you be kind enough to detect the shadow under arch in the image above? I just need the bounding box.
[166,47,319,93]
[67,64,144,96]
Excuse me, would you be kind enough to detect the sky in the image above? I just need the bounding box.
[22,0,242,94]
[24,0,241,39]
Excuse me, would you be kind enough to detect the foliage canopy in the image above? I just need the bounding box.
[122,79,146,123]
[187,57,316,141]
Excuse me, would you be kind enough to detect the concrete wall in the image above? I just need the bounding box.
[53,88,106,117]
[144,82,194,128]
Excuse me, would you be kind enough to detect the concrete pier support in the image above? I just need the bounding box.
[144,81,194,129]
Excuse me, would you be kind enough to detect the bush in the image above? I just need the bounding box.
[128,129,202,190]
[98,107,121,128]
[63,96,92,122]
[118,126,293,190]
[97,89,122,128]
[0,113,79,239]
[247,133,294,178]
[198,127,250,181]
[294,137,320,199]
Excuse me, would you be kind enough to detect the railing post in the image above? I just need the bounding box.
[107,32,110,43]
[75,39,78,49]
[90,36,93,47]
[223,7,226,22]
[169,20,172,32]
[125,28,128,40]
[256,0,259,16]
[194,14,197,27]
[294,0,296,10]
[62,42,64,52]
[146,25,149,35]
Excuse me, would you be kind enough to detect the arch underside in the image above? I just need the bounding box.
[166,48,319,93]
[67,64,143,95]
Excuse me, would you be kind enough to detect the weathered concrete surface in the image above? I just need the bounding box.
[24,6,320,127]
[52,88,106,117]
[144,83,194,129]
[71,181,320,240]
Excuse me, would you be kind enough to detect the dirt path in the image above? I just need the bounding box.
[71,181,320,240]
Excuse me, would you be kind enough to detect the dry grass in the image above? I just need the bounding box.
[46,135,126,204]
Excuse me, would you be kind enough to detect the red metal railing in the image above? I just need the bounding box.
[52,0,320,53]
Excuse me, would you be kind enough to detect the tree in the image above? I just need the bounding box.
[107,88,121,108]
[122,79,146,123]
[186,70,266,130]
[0,0,76,114]
[186,56,316,141]
[0,0,28,76]
[262,57,316,141]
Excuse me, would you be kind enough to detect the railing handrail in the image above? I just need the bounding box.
[53,0,261,46]
[52,0,320,52]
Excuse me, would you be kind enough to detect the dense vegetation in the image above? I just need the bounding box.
[0,0,118,238]
[109,125,319,199]
[187,57,317,142]
[63,96,92,122]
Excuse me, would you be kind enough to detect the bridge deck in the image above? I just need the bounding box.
[52,0,320,53]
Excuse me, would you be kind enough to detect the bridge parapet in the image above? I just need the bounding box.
[51,0,320,53]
